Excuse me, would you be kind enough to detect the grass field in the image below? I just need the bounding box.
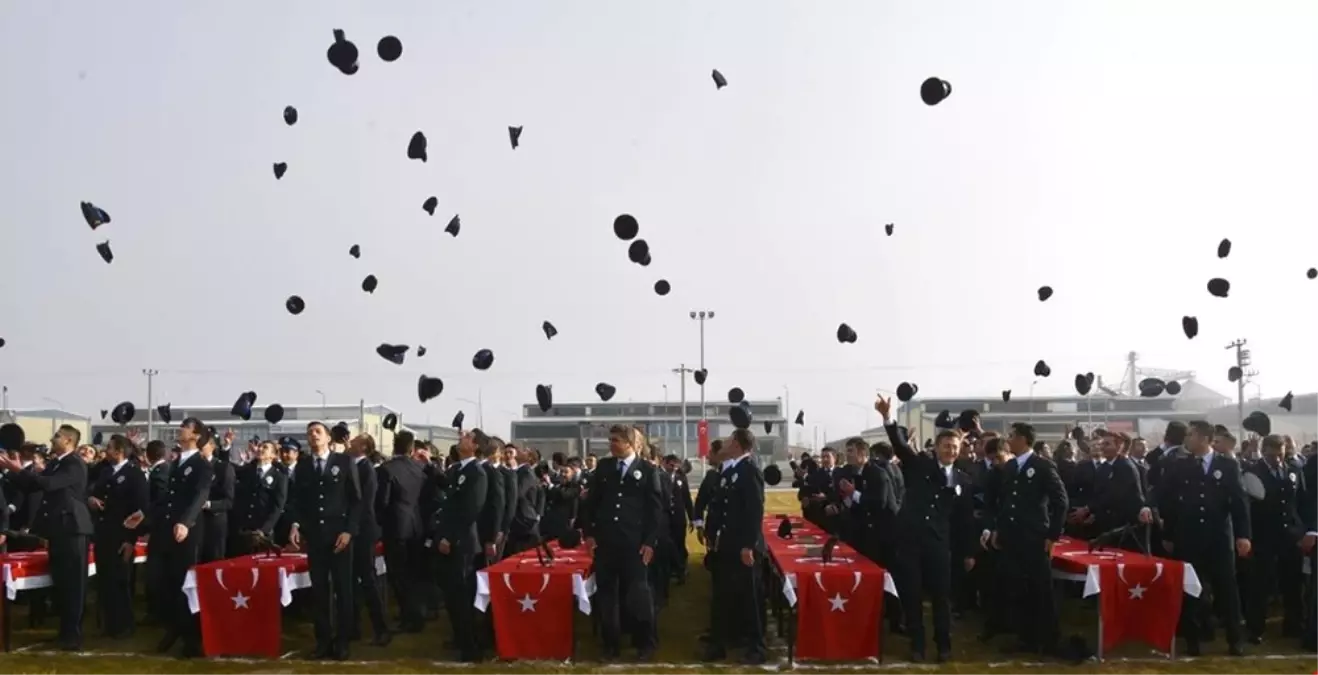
[0,491,1312,674]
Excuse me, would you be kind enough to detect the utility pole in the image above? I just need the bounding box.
[142,369,158,442]
[688,310,715,435]
[1224,339,1257,439]
[673,364,693,459]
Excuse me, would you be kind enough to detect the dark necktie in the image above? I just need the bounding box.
[316,457,324,475]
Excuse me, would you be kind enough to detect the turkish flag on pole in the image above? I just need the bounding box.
[697,420,709,458]
[1098,560,1185,653]
[795,569,883,660]
[197,564,284,658]
[491,569,576,660]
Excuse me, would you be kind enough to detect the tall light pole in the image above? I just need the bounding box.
[458,389,485,430]
[663,384,669,406]
[689,310,715,432]
[41,397,65,436]
[1224,339,1256,439]
[1028,379,1039,422]
[143,369,158,442]
[315,389,327,415]
[673,365,693,459]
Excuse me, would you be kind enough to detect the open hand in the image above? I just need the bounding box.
[740,548,754,567]
[173,524,189,543]
[640,544,654,566]
[1235,538,1251,558]
[874,395,892,420]
[333,532,352,553]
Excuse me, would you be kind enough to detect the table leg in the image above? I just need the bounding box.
[2,586,10,652]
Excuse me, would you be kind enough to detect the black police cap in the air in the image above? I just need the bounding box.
[1138,377,1166,397]
[1279,391,1294,412]
[418,375,443,403]
[377,343,409,366]
[920,77,952,106]
[111,401,136,425]
[1164,380,1182,395]
[157,403,173,425]
[96,241,114,264]
[693,369,707,385]
[408,131,428,162]
[509,126,522,150]
[957,409,979,432]
[283,106,298,126]
[897,382,918,402]
[729,401,752,430]
[1308,268,1317,280]
[285,295,305,315]
[423,196,438,216]
[764,421,773,434]
[451,410,465,429]
[1207,278,1230,298]
[1217,239,1231,259]
[654,280,671,296]
[727,387,745,404]
[377,35,402,62]
[836,323,857,344]
[445,215,461,237]
[273,162,287,180]
[639,253,652,267]
[1033,359,1051,378]
[794,410,805,426]
[542,321,558,340]
[628,239,649,264]
[613,214,639,241]
[472,349,494,371]
[0,423,27,451]
[80,201,111,230]
[362,275,378,293]
[1228,366,1243,382]
[1001,390,1011,402]
[231,391,257,421]
[595,382,617,402]
[327,29,359,75]
[763,464,782,486]
[383,413,398,431]
[349,244,360,259]
[1243,410,1271,437]
[262,404,283,425]
[417,345,427,357]
[1037,286,1054,302]
[1074,372,1095,396]
[100,409,107,420]
[92,431,104,446]
[536,384,553,412]
[1182,316,1198,339]
[711,69,727,89]
[934,410,954,429]
[884,223,894,236]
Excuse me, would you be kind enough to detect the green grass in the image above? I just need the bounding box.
[0,492,1312,673]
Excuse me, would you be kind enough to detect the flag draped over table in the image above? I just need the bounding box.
[197,564,284,658]
[491,567,577,660]
[1098,560,1185,653]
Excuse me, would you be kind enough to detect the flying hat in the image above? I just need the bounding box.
[1279,391,1294,412]
[693,369,707,385]
[423,196,438,215]
[1242,411,1271,437]
[1074,372,1095,396]
[285,295,305,315]
[1164,381,1182,395]
[653,279,670,296]
[472,348,495,370]
[1138,378,1166,397]
[417,346,427,357]
[711,69,727,89]
[728,388,745,404]
[407,131,428,162]
[451,411,465,429]
[156,403,173,424]
[934,410,954,429]
[627,239,649,264]
[376,343,409,366]
[264,404,285,425]
[444,215,461,237]
[283,106,297,126]
[383,413,398,431]
[273,162,287,180]
[326,29,359,74]
[231,391,257,420]
[361,275,378,293]
[764,421,773,434]
[1002,390,1011,402]
[96,241,114,264]
[897,382,918,402]
[1037,286,1054,302]
[1182,316,1198,339]
[1217,238,1231,259]
[80,201,111,230]
[836,323,857,344]
[794,410,805,426]
[1034,360,1052,378]
[764,464,782,486]
[729,400,752,430]
[376,35,402,62]
[0,423,26,451]
[920,77,951,105]
[418,375,443,403]
[595,383,617,402]
[349,244,360,259]
[508,126,522,150]
[613,214,639,241]
[535,384,553,412]
[1207,278,1230,298]
[542,321,558,339]
[111,401,136,425]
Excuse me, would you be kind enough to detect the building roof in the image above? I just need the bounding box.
[4,408,91,421]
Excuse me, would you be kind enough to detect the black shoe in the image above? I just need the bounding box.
[156,631,179,654]
[1185,640,1202,657]
[1246,635,1263,646]
[1227,643,1244,657]
[311,644,333,660]
[701,647,726,662]
[55,639,82,652]
[372,633,393,648]
[936,649,951,663]
[178,642,203,659]
[741,651,767,665]
[910,649,926,662]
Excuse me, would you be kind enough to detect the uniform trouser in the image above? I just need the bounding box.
[892,538,952,653]
[93,534,134,636]
[975,547,1010,635]
[998,534,1058,651]
[1245,541,1303,638]
[307,539,355,651]
[1304,547,1317,651]
[200,514,227,563]
[594,544,656,653]
[153,528,203,648]
[440,550,479,660]
[668,521,689,578]
[708,549,765,657]
[383,537,423,627]
[1179,547,1243,647]
[351,537,387,639]
[48,534,88,645]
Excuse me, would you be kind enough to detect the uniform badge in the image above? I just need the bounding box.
[722,477,731,487]
[732,473,740,483]
[676,479,682,487]
[330,465,340,477]
[1025,467,1035,478]
[184,466,193,477]
[458,474,466,485]
[116,474,125,484]
[632,469,641,480]
[1290,472,1297,483]
[265,475,274,485]
[954,484,961,496]
[1212,469,1222,480]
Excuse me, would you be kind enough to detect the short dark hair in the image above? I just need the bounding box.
[846,437,866,451]
[663,453,680,463]
[146,440,168,463]
[393,431,415,456]
[869,441,892,460]
[709,440,723,454]
[935,429,960,445]
[1010,422,1036,447]
[306,420,330,434]
[731,428,755,453]
[472,429,498,459]
[1163,421,1188,446]
[1187,420,1214,438]
[820,446,836,457]
[181,417,206,437]
[1261,434,1284,454]
[984,437,1006,456]
[57,424,82,445]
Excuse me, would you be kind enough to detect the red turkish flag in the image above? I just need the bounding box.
[491,569,576,660]
[1098,560,1185,653]
[795,569,883,660]
[197,563,284,658]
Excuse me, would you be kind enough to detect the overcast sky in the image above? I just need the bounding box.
[1,1,1315,442]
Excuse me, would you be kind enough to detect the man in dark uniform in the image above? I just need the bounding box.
[796,447,837,528]
[0,425,94,650]
[432,429,489,663]
[127,418,213,657]
[701,428,766,665]
[497,444,518,558]
[877,396,975,662]
[1299,453,1317,653]
[230,440,287,556]
[985,422,1068,658]
[506,444,542,555]
[580,425,664,661]
[479,447,507,567]
[1242,434,1303,644]
[692,441,724,539]
[376,431,427,633]
[344,433,389,646]
[1080,431,1144,536]
[199,432,235,563]
[288,421,362,660]
[88,434,148,639]
[649,453,674,610]
[1141,419,1250,656]
[273,438,300,547]
[662,454,694,583]
[1064,436,1104,539]
[542,459,582,542]
[137,440,170,623]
